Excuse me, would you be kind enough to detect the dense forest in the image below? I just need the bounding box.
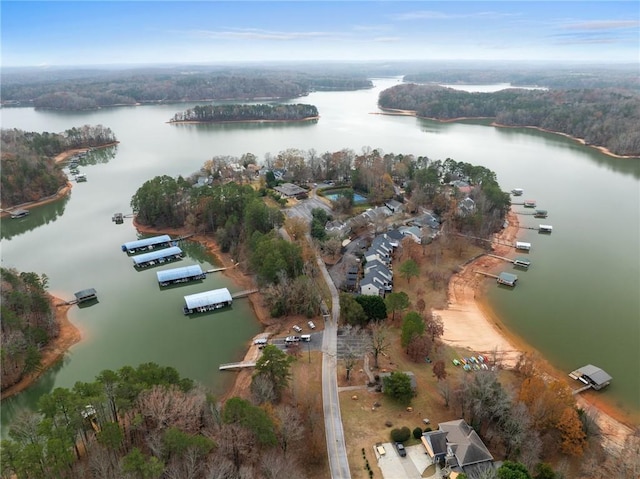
[0,67,372,110]
[402,65,640,91]
[170,103,319,123]
[0,126,117,208]
[0,361,316,478]
[0,268,57,392]
[378,84,640,157]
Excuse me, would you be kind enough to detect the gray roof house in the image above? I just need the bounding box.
[364,259,392,280]
[398,225,423,244]
[360,269,392,296]
[422,419,493,475]
[273,183,308,198]
[458,197,476,216]
[385,199,404,213]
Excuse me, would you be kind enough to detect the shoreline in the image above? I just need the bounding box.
[3,214,635,452]
[1,295,81,400]
[0,143,120,218]
[376,107,639,159]
[433,210,637,451]
[167,116,320,125]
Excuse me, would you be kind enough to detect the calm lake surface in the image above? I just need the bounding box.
[1,78,638,435]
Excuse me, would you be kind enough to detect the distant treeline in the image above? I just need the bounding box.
[1,69,372,110]
[170,103,319,123]
[0,268,56,392]
[1,126,117,207]
[402,66,640,90]
[379,84,640,157]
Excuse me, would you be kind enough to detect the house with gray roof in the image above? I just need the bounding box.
[360,269,392,296]
[458,197,476,216]
[385,199,404,213]
[398,225,423,244]
[422,419,494,475]
[274,183,308,198]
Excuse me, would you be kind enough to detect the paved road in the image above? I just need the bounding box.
[317,243,352,479]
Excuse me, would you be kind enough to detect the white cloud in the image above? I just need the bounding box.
[561,20,639,30]
[392,10,518,21]
[189,28,336,41]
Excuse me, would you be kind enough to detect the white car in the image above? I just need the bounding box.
[292,325,302,333]
[307,321,316,329]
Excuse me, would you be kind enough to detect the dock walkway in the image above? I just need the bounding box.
[232,289,259,299]
[219,361,256,371]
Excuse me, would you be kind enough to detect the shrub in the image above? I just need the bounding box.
[390,426,411,443]
[413,427,423,439]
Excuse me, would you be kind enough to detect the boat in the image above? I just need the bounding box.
[523,199,536,208]
[511,188,524,196]
[75,173,87,182]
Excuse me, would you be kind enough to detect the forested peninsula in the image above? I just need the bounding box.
[378,84,640,157]
[0,68,372,110]
[0,268,57,392]
[0,126,117,208]
[170,103,319,123]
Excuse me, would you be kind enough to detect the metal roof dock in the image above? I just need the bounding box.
[74,288,97,303]
[132,246,183,268]
[569,364,612,391]
[121,235,173,254]
[497,272,518,287]
[183,288,233,315]
[157,264,205,286]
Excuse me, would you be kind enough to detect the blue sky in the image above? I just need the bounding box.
[1,1,638,66]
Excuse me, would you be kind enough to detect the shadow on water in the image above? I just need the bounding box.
[1,195,70,241]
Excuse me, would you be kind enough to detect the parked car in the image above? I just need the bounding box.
[292,325,302,333]
[300,334,311,342]
[284,336,300,344]
[395,442,407,457]
[307,321,316,329]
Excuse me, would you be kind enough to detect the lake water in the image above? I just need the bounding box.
[1,77,638,436]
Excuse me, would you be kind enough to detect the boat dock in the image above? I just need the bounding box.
[157,264,206,286]
[132,246,183,268]
[475,270,518,286]
[183,288,233,314]
[219,361,257,371]
[122,234,174,254]
[9,208,30,219]
[569,364,612,391]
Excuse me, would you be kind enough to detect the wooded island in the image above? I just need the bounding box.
[170,103,319,124]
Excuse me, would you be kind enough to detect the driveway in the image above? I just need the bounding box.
[376,443,435,479]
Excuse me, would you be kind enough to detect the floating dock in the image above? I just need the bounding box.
[511,188,524,196]
[515,241,531,251]
[157,264,206,286]
[534,209,548,218]
[523,199,536,208]
[122,235,173,254]
[497,272,518,287]
[569,364,612,392]
[513,257,531,269]
[183,287,233,315]
[74,288,98,303]
[132,246,183,268]
[538,224,553,234]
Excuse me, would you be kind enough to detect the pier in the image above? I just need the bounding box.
[474,270,499,279]
[232,289,259,299]
[205,267,230,274]
[219,361,257,371]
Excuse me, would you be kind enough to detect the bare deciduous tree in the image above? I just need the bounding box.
[368,322,390,369]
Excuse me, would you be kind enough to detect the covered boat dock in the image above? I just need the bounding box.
[10,208,30,219]
[121,235,173,254]
[183,288,233,315]
[157,264,206,286]
[132,246,183,268]
[569,364,612,391]
[497,272,518,287]
[74,288,98,303]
